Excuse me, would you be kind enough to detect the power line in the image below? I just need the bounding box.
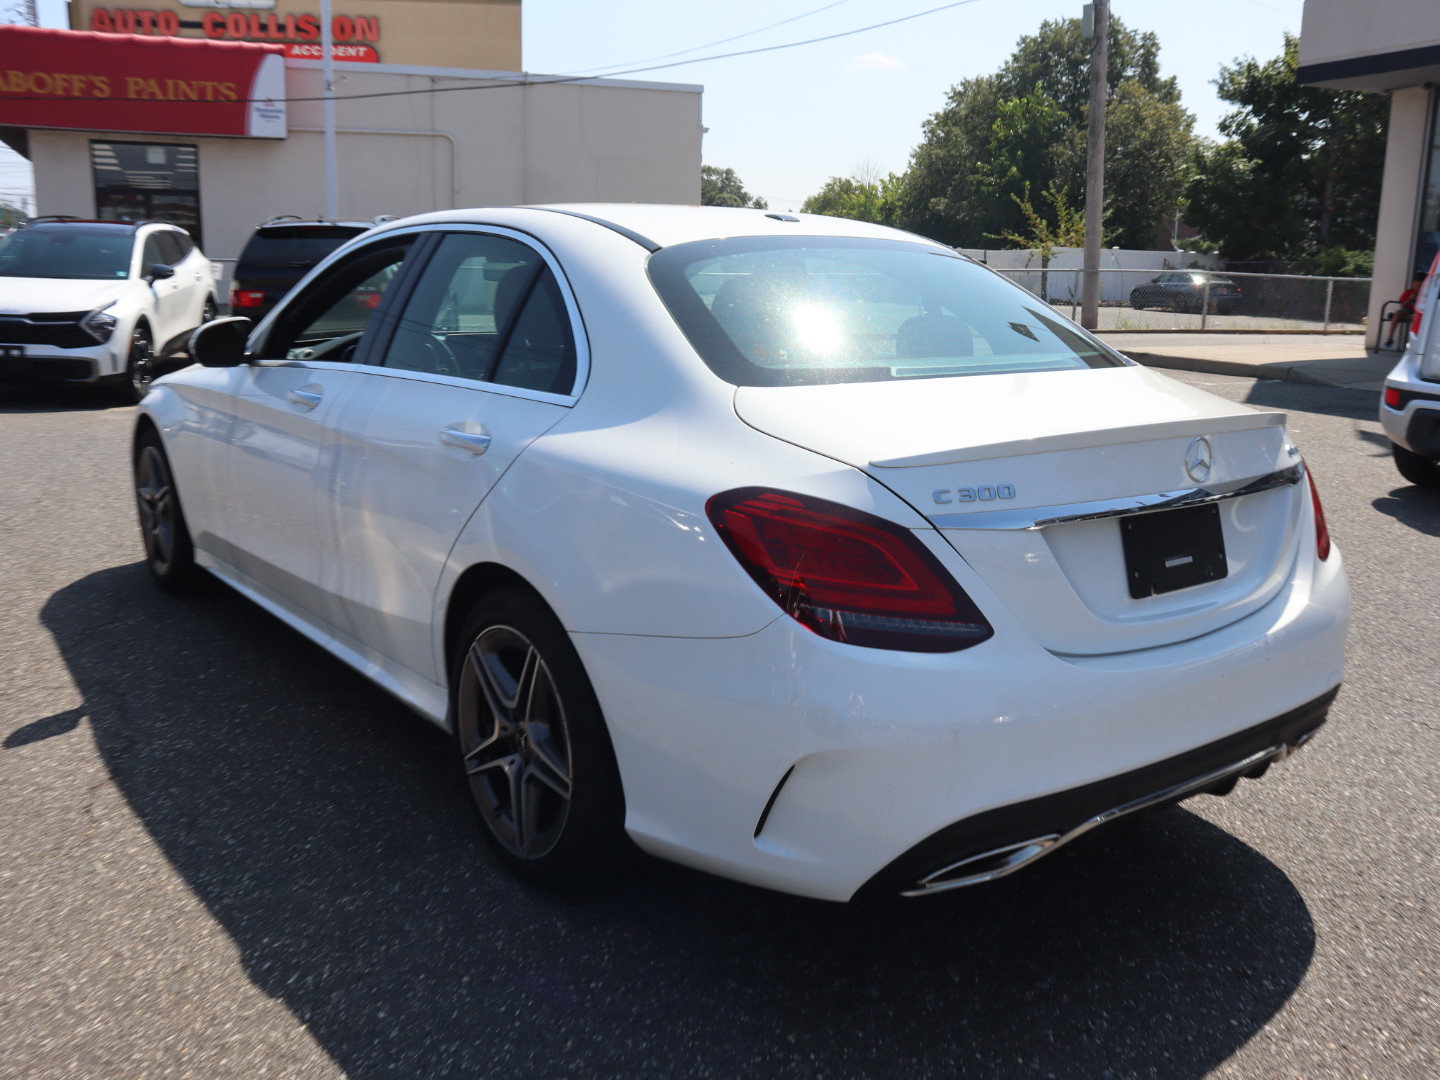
[1,0,982,107]
[569,0,859,75]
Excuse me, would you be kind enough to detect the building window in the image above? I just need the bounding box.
[91,142,202,248]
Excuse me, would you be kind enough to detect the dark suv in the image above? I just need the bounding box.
[229,217,386,323]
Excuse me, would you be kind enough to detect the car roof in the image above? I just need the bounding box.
[363,203,948,253]
[22,219,143,233]
[253,218,376,230]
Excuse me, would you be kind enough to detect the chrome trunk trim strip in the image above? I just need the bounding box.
[929,464,1303,532]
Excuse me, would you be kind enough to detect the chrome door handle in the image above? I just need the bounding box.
[439,428,491,454]
[287,388,322,409]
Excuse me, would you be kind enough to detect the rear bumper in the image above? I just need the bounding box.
[856,687,1335,899]
[1381,354,1440,457]
[574,537,1348,902]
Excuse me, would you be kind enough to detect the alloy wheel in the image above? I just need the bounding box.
[135,444,177,574]
[458,624,574,860]
[128,325,155,399]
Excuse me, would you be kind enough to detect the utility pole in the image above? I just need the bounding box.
[1080,0,1108,330]
[321,0,339,220]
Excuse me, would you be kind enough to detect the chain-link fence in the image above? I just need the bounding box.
[989,267,1371,332]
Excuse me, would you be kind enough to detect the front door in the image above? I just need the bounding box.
[320,229,583,682]
[202,235,418,626]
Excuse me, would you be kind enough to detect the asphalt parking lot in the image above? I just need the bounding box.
[1,368,1437,1079]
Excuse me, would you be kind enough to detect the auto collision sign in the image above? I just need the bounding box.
[0,26,287,139]
[84,3,382,62]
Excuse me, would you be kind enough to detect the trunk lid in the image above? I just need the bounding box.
[734,366,1303,655]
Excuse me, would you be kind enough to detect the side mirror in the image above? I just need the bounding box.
[190,316,253,367]
[148,263,176,281]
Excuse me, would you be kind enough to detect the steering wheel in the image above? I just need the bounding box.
[422,334,459,376]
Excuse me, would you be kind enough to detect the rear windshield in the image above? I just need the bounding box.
[0,226,135,279]
[648,236,1127,387]
[238,226,367,272]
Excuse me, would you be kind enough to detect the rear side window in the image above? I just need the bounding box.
[648,236,1126,387]
[237,226,367,273]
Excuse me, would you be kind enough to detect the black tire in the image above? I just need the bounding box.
[452,587,630,887]
[133,427,200,592]
[201,296,217,325]
[120,321,155,404]
[1393,443,1440,487]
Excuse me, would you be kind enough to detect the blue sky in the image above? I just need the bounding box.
[3,0,1307,214]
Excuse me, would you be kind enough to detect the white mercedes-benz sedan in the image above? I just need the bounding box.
[133,206,1349,902]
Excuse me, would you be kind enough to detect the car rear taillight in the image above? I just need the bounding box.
[231,288,266,309]
[1305,465,1331,561]
[706,489,993,652]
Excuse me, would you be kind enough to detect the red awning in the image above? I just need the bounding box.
[0,26,287,139]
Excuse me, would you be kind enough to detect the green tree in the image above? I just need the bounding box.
[800,173,901,224]
[1183,34,1387,267]
[700,165,768,209]
[993,181,1091,264]
[897,16,1194,250]
[1088,81,1194,247]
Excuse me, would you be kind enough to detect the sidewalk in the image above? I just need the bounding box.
[1095,332,1396,392]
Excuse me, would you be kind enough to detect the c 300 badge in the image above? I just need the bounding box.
[933,484,1017,505]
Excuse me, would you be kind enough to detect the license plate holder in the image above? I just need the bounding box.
[1121,503,1228,599]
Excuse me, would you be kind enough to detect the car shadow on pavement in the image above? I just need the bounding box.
[37,564,1317,1080]
[0,383,129,412]
[1240,379,1379,421]
[1372,487,1440,537]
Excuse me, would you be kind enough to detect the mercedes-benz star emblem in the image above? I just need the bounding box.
[1184,436,1214,483]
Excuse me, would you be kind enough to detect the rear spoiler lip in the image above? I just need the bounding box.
[869,410,1286,469]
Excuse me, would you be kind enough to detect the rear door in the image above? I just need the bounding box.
[319,227,582,682]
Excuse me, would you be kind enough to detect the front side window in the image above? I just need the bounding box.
[260,238,413,362]
[383,231,578,394]
[0,226,135,280]
[648,237,1126,388]
[141,235,167,273]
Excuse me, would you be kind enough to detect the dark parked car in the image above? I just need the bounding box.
[229,216,389,323]
[1129,272,1242,315]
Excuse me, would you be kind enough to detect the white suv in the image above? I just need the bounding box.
[1381,257,1440,487]
[0,218,217,402]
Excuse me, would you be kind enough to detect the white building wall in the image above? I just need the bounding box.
[1366,88,1432,349]
[26,60,702,269]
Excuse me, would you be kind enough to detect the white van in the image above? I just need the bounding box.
[1381,252,1440,486]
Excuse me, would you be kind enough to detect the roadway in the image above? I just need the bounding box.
[0,367,1436,1079]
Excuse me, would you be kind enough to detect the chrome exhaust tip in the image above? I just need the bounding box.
[902,742,1294,898]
